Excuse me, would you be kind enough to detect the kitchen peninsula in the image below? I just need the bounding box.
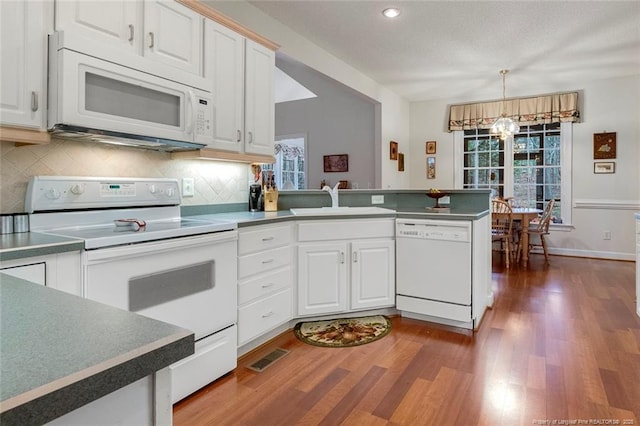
[0,274,194,425]
[186,188,492,354]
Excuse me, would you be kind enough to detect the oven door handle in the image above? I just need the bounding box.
[86,230,238,262]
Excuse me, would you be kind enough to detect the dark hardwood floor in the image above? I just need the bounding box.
[173,254,639,425]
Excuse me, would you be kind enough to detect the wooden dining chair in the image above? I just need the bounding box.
[491,199,515,268]
[520,199,555,264]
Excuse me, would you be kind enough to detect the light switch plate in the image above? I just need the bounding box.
[371,195,384,204]
[182,178,194,197]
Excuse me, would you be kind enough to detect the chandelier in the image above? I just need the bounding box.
[490,69,520,140]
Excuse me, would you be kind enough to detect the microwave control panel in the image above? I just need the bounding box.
[195,97,212,140]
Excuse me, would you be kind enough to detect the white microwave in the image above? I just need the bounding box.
[48,33,213,151]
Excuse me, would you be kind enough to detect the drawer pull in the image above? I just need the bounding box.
[261,236,275,242]
[261,283,275,288]
[262,259,274,264]
[262,311,274,318]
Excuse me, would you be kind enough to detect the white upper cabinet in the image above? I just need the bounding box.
[54,0,140,54]
[204,20,244,152]
[55,0,203,75]
[204,19,275,155]
[143,1,202,75]
[244,39,275,156]
[0,1,50,129]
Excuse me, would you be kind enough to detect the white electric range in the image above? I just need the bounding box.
[27,176,239,403]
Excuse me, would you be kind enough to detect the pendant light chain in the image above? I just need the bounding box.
[490,69,520,140]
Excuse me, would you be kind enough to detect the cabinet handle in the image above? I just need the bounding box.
[340,251,345,264]
[30,92,38,112]
[261,259,274,264]
[262,311,274,318]
[128,24,134,42]
[261,283,274,289]
[237,130,242,142]
[261,236,274,242]
[353,251,358,263]
[248,131,253,144]
[148,32,154,49]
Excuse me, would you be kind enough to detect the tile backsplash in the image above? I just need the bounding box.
[0,138,250,213]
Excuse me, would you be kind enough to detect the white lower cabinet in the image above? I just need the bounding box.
[351,239,395,310]
[238,288,292,344]
[0,251,81,295]
[297,219,395,317]
[237,223,293,345]
[297,242,348,316]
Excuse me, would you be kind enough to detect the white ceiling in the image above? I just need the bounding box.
[247,1,640,102]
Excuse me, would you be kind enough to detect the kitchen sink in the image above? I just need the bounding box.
[289,207,395,215]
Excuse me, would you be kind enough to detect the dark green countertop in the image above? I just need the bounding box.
[0,232,84,262]
[0,274,194,425]
[187,208,488,227]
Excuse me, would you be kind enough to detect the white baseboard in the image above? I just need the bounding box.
[540,247,635,261]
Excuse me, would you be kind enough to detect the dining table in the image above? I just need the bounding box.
[492,207,542,267]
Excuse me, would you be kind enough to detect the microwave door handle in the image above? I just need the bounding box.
[185,90,196,136]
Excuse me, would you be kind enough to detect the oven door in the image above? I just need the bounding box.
[84,231,237,340]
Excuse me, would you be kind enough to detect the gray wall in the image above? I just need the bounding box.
[275,55,376,190]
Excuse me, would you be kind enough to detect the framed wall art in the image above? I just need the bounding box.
[323,154,349,172]
[593,161,615,174]
[593,132,616,159]
[398,153,405,172]
[390,141,398,160]
[426,157,436,179]
[426,141,437,155]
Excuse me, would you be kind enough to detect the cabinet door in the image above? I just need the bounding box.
[0,1,48,129]
[298,243,348,316]
[204,20,244,151]
[351,240,395,310]
[244,39,275,156]
[55,0,140,53]
[0,262,46,286]
[144,0,203,75]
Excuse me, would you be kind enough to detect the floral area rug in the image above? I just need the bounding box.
[293,315,392,348]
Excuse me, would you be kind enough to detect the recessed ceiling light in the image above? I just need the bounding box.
[382,8,400,18]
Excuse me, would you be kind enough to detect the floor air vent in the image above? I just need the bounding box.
[247,348,290,372]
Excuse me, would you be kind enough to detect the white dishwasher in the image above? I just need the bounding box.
[395,218,473,327]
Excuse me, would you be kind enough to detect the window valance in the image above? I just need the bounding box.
[448,92,579,132]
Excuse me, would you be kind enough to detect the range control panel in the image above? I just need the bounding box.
[25,176,181,212]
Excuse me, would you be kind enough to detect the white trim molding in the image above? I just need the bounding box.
[573,199,640,210]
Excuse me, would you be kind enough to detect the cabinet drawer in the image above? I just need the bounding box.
[297,219,394,242]
[239,267,292,305]
[238,288,292,344]
[238,246,291,279]
[238,224,293,255]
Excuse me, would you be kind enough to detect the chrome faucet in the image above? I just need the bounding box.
[322,182,340,208]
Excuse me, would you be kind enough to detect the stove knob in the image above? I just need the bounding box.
[70,184,85,195]
[149,184,157,194]
[45,188,61,200]
[166,187,175,197]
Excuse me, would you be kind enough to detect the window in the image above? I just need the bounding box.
[457,123,571,223]
[262,135,306,190]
